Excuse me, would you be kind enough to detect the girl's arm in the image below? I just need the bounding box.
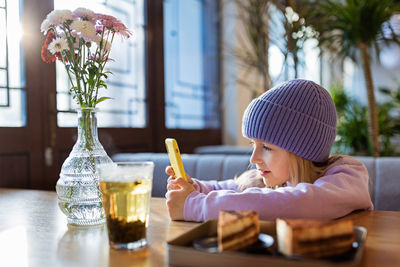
[165,165,240,193]
[184,156,373,222]
[193,169,263,193]
[193,179,239,194]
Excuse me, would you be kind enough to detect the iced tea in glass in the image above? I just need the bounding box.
[99,162,154,250]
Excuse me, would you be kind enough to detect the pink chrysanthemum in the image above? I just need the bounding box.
[94,13,118,23]
[112,21,132,38]
[94,13,131,38]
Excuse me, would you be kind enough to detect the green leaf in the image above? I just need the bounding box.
[87,66,98,89]
[379,88,392,95]
[95,97,112,105]
[97,80,108,89]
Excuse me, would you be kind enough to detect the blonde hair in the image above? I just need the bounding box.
[235,169,264,191]
[235,152,341,191]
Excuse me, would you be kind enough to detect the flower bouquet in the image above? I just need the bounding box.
[41,7,131,107]
[41,7,131,226]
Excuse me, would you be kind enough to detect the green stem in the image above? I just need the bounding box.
[94,31,115,105]
[72,38,84,106]
[82,41,87,104]
[91,30,107,105]
[80,109,95,152]
[64,27,84,105]
[80,108,97,172]
[60,53,78,98]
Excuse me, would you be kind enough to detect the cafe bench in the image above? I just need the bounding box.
[112,153,400,211]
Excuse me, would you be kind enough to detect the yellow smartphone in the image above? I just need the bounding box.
[165,138,187,181]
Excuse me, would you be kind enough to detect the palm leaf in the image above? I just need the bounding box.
[307,0,400,58]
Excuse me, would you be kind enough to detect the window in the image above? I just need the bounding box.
[163,0,220,129]
[0,0,25,127]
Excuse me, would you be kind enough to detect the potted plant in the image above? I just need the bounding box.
[306,0,400,157]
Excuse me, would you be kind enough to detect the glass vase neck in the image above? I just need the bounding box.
[76,108,99,151]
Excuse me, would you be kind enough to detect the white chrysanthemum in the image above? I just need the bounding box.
[40,19,52,34]
[48,37,68,54]
[70,20,97,41]
[73,8,95,21]
[46,10,73,26]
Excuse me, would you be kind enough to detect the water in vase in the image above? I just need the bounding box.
[56,150,113,226]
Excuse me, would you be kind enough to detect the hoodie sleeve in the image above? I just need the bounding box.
[184,156,373,222]
[193,179,240,194]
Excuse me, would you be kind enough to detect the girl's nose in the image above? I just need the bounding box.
[250,147,262,165]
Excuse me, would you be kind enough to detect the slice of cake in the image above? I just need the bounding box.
[217,210,260,251]
[276,218,355,258]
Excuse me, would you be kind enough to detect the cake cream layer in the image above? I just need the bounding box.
[221,235,259,251]
[295,235,354,254]
[297,233,354,248]
[217,210,260,252]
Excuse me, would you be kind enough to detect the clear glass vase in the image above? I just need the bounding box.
[56,108,112,226]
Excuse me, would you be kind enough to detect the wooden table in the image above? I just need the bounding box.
[0,188,399,267]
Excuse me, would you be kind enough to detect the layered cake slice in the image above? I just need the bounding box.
[217,210,260,251]
[276,218,355,258]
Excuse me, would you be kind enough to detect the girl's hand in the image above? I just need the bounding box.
[165,177,196,220]
[165,166,198,191]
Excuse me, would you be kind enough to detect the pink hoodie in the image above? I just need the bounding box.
[184,155,373,222]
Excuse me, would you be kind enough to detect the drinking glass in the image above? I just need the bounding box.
[98,162,154,250]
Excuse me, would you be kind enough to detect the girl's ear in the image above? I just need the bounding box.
[235,169,265,191]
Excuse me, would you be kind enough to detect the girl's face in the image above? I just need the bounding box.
[249,138,290,187]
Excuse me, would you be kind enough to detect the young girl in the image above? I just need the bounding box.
[165,79,373,222]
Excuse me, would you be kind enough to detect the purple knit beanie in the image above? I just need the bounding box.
[242,79,337,162]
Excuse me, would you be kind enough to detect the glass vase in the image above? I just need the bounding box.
[56,108,112,226]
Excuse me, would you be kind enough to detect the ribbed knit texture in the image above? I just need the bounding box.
[242,79,337,162]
